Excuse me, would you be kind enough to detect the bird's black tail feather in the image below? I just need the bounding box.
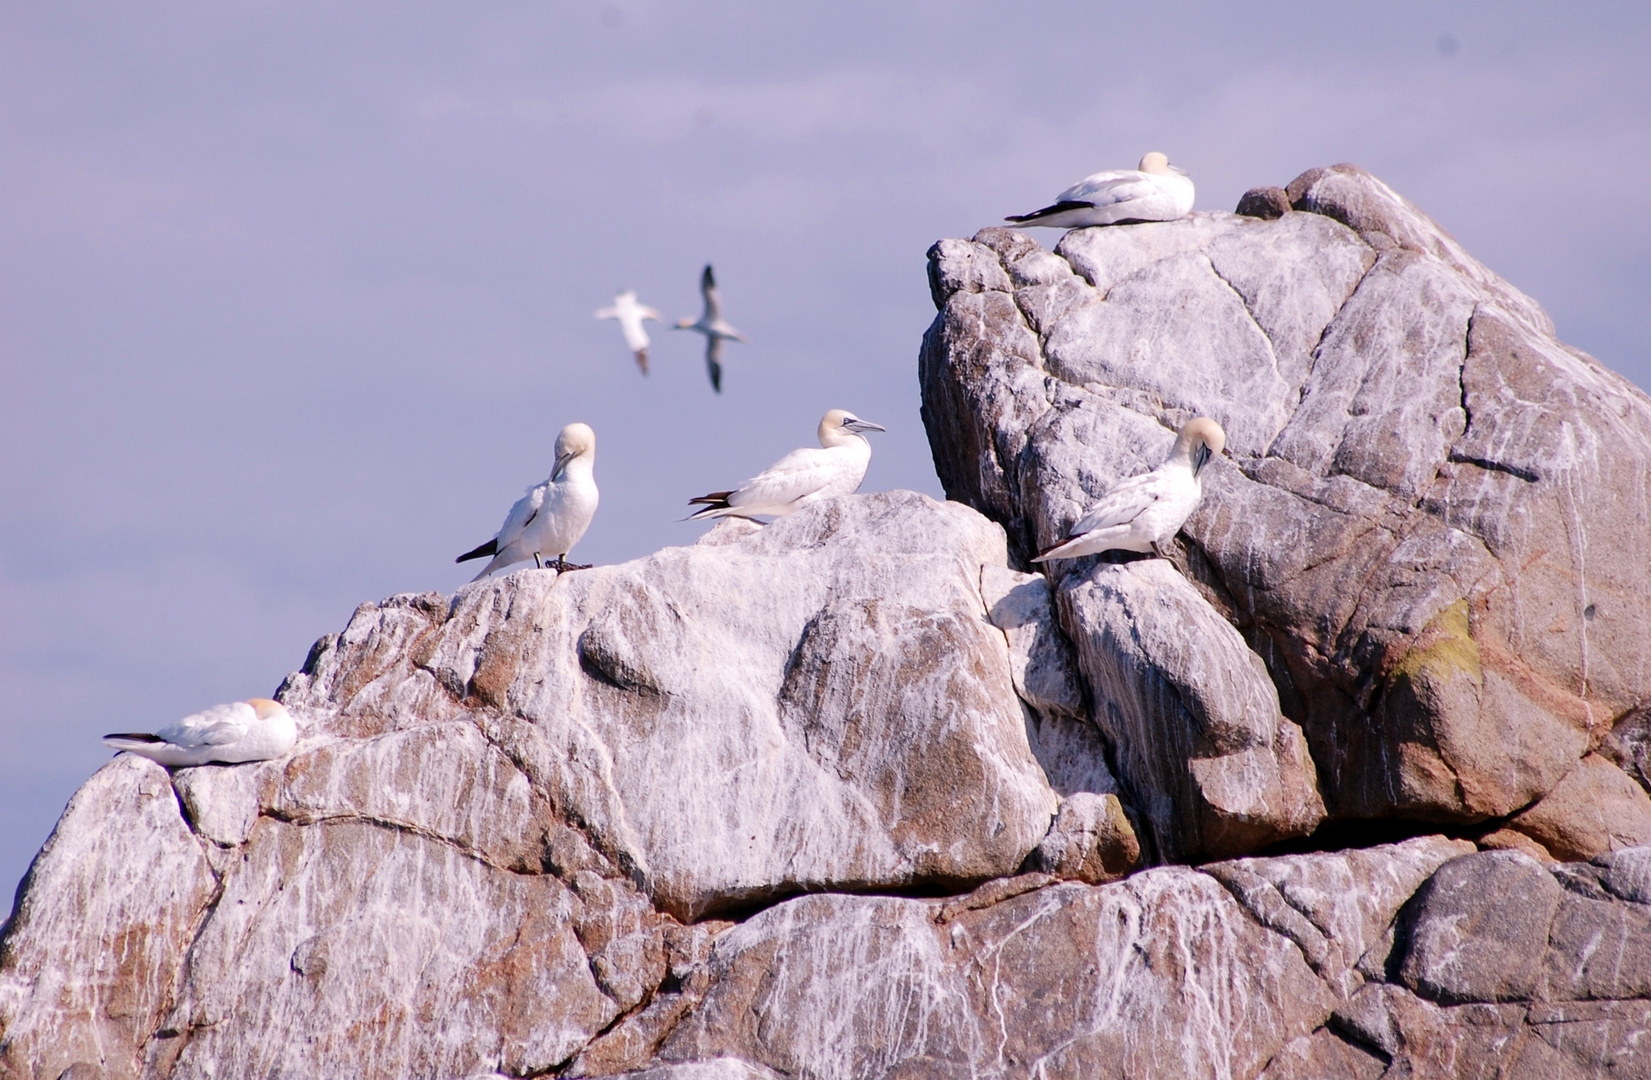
[456,538,498,563]
[1005,200,1092,224]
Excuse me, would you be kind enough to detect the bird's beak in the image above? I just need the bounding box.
[552,452,574,481]
[845,419,886,434]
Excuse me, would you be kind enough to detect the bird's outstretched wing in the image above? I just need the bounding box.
[1066,472,1162,535]
[705,334,723,392]
[700,264,721,322]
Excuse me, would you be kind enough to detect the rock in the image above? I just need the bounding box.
[1236,186,1292,220]
[1598,845,1651,903]
[9,164,1651,1077]
[1602,706,1651,792]
[657,870,1336,1079]
[1508,752,1651,860]
[1205,835,1474,997]
[1257,1029,1385,1080]
[1058,558,1324,861]
[920,163,1651,841]
[1397,850,1563,1003]
[1027,791,1140,883]
[282,492,1062,919]
[0,756,217,1080]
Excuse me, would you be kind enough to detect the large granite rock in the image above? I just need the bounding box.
[921,163,1651,856]
[5,165,1651,1079]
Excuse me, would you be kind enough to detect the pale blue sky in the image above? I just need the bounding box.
[3,1,1648,899]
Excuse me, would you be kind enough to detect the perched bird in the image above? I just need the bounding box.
[1006,152,1195,230]
[104,698,298,767]
[687,408,885,520]
[674,264,748,392]
[457,422,599,579]
[1034,417,1226,562]
[595,290,663,374]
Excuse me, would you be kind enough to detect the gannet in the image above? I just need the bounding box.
[1034,417,1226,562]
[673,264,747,392]
[104,698,297,767]
[457,422,599,579]
[595,290,662,374]
[1006,152,1195,229]
[687,409,885,520]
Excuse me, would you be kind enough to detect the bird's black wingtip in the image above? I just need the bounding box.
[455,538,498,564]
[104,732,164,743]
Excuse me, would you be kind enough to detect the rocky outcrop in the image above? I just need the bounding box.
[921,162,1651,858]
[5,165,1651,1079]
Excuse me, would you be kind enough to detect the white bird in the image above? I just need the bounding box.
[1006,152,1195,230]
[687,409,885,520]
[1033,417,1227,562]
[457,422,600,580]
[595,290,662,374]
[104,698,298,767]
[674,264,748,392]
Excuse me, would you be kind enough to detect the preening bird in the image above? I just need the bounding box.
[674,264,747,392]
[457,422,599,579]
[1006,152,1195,230]
[1034,417,1226,562]
[104,698,298,767]
[687,409,885,520]
[595,290,663,374]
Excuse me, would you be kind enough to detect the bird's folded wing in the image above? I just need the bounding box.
[726,448,836,508]
[159,702,255,747]
[494,486,547,551]
[1059,173,1154,207]
[1068,474,1160,534]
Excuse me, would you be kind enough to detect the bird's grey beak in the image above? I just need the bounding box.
[552,452,574,481]
[1192,443,1212,476]
[844,419,886,434]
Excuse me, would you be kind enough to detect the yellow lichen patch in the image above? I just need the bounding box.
[1391,599,1483,688]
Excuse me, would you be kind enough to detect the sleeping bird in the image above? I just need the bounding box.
[1007,151,1195,230]
[104,698,298,767]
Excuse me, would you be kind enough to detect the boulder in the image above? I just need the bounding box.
[280,491,1064,920]
[1059,558,1324,861]
[0,757,216,1080]
[920,164,1651,853]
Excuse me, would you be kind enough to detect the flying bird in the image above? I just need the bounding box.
[1034,417,1226,562]
[457,422,599,579]
[674,264,748,392]
[595,290,663,374]
[687,409,885,520]
[1006,152,1195,230]
[104,698,298,767]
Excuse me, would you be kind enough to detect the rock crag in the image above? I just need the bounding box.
[5,165,1651,1079]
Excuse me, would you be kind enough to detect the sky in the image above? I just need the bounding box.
[2,1,1648,902]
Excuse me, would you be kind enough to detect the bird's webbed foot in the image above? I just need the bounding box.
[552,557,593,572]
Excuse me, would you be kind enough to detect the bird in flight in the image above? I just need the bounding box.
[674,264,748,392]
[595,290,663,374]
